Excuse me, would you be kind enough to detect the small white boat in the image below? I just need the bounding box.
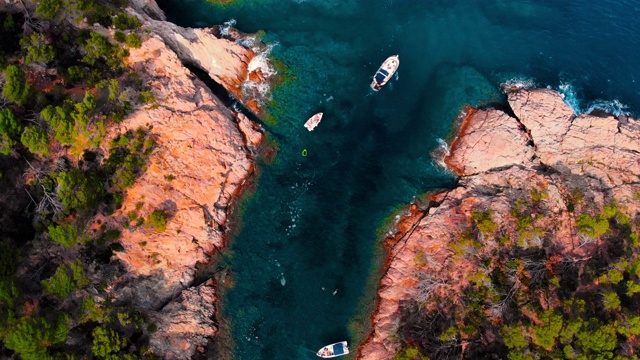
[304,112,323,131]
[317,341,349,358]
[370,55,399,91]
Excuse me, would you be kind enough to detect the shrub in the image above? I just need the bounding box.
[21,126,49,156]
[125,33,141,48]
[471,211,497,235]
[2,65,31,106]
[92,326,126,359]
[20,33,55,65]
[113,13,141,30]
[147,209,167,232]
[0,108,20,154]
[138,90,154,104]
[113,31,126,43]
[41,105,73,145]
[56,168,104,211]
[41,264,76,298]
[35,0,63,19]
[576,213,609,238]
[47,223,78,248]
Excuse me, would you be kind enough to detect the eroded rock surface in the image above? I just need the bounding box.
[359,89,640,359]
[104,27,264,357]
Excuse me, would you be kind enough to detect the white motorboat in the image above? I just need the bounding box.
[317,341,349,358]
[304,112,323,131]
[370,55,399,91]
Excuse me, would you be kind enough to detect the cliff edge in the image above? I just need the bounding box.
[103,7,269,359]
[360,88,640,359]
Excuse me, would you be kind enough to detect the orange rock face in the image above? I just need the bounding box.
[359,89,640,359]
[106,33,263,357]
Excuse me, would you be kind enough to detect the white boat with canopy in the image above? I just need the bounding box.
[316,341,349,358]
[370,55,399,91]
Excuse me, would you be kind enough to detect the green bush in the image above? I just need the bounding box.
[41,264,76,298]
[47,223,78,248]
[2,65,31,106]
[21,126,49,156]
[471,211,498,235]
[0,108,21,154]
[92,326,126,359]
[35,0,63,19]
[113,13,141,30]
[125,33,141,48]
[20,33,55,65]
[113,31,126,43]
[56,168,104,211]
[576,213,609,238]
[41,105,73,145]
[147,209,168,232]
[3,313,69,360]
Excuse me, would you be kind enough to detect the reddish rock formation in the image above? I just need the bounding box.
[359,88,640,359]
[103,25,265,357]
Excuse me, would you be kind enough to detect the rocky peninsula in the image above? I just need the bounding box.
[360,88,640,359]
[102,5,274,358]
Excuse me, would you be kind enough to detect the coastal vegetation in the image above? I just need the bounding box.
[394,191,640,360]
[0,2,159,358]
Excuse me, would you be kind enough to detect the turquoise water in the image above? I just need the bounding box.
[156,1,640,359]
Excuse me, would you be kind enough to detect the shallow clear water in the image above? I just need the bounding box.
[156,1,640,358]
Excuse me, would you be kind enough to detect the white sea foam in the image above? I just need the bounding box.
[557,81,631,117]
[220,19,237,37]
[500,77,536,93]
[557,81,581,114]
[584,99,631,117]
[431,138,450,169]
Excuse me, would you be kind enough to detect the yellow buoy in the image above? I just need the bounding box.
[302,149,308,157]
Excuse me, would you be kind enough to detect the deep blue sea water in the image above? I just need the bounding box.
[155,1,640,359]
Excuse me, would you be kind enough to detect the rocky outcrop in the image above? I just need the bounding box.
[103,14,266,358]
[359,89,640,359]
[149,280,218,360]
[129,8,274,115]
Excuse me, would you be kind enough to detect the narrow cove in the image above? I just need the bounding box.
[155,1,640,359]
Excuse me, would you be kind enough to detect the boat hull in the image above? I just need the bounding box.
[304,112,323,131]
[317,341,349,358]
[370,55,399,91]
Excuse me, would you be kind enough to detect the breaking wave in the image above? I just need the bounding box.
[557,81,631,117]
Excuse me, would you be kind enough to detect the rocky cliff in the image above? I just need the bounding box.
[359,88,640,359]
[101,6,270,359]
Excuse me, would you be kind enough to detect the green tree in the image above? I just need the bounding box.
[3,313,68,360]
[41,105,74,144]
[47,223,77,248]
[576,213,609,238]
[500,324,528,349]
[2,65,31,106]
[147,209,168,232]
[21,126,49,156]
[81,32,111,66]
[531,311,563,350]
[41,264,76,298]
[92,326,126,359]
[35,0,63,19]
[602,291,621,310]
[56,168,104,210]
[113,13,141,30]
[0,108,21,155]
[20,33,55,65]
[125,33,141,48]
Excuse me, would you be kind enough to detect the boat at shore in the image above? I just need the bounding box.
[317,341,349,358]
[304,112,323,131]
[370,55,399,91]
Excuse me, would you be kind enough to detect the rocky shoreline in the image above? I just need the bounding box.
[359,88,640,359]
[99,3,275,358]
